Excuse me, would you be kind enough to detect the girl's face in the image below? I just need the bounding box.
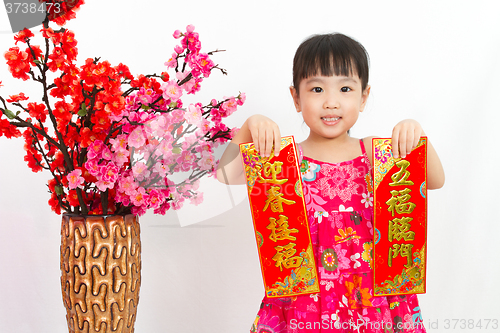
[291,72,370,142]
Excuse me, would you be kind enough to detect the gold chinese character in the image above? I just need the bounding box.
[258,161,288,185]
[272,242,303,271]
[267,215,299,242]
[386,188,416,216]
[388,243,414,268]
[388,217,415,242]
[389,160,414,187]
[263,186,296,212]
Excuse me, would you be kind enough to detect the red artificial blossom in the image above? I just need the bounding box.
[0,3,244,216]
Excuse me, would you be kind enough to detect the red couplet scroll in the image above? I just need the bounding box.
[239,136,320,298]
[372,137,427,296]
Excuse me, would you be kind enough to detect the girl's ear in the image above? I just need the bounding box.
[290,86,301,112]
[360,85,371,112]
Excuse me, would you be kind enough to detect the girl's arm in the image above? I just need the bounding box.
[216,114,281,185]
[363,119,445,190]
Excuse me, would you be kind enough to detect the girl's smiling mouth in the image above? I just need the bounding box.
[321,116,341,124]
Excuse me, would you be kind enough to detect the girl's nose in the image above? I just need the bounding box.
[323,92,340,109]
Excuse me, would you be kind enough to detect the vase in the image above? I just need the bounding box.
[60,214,141,333]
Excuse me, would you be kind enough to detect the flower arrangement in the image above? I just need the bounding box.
[0,0,244,216]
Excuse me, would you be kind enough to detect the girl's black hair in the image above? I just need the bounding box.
[293,33,369,94]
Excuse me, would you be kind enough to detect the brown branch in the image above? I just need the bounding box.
[178,72,193,86]
[101,189,108,215]
[207,49,226,55]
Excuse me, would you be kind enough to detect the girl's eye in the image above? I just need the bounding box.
[312,87,323,93]
[341,87,352,92]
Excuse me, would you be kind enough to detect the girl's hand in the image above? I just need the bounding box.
[247,114,281,157]
[391,119,423,158]
[216,114,280,185]
[391,119,445,189]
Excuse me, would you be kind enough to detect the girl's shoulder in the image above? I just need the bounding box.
[362,136,378,167]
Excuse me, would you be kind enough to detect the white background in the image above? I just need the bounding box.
[1,0,499,332]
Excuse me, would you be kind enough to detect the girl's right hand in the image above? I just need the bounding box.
[247,114,281,157]
[216,114,281,185]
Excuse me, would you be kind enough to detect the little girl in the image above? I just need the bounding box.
[217,33,445,333]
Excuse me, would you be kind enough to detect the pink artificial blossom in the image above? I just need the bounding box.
[95,164,120,192]
[131,204,147,216]
[138,111,156,124]
[155,139,173,159]
[161,80,183,102]
[147,189,165,210]
[186,24,195,33]
[155,162,168,177]
[186,77,202,94]
[109,134,128,151]
[131,187,147,207]
[190,192,203,206]
[149,114,169,136]
[198,151,214,171]
[128,127,147,148]
[137,87,156,104]
[118,173,138,196]
[132,161,150,181]
[184,104,202,126]
[95,179,113,192]
[114,190,131,206]
[173,30,182,39]
[101,146,113,160]
[67,169,84,189]
[199,118,211,134]
[154,200,171,215]
[127,110,142,123]
[174,45,184,54]
[189,180,200,191]
[170,108,185,123]
[176,150,196,172]
[182,31,201,53]
[221,96,238,116]
[189,53,213,77]
[125,95,139,111]
[176,71,195,92]
[100,163,119,182]
[195,141,211,154]
[237,92,246,106]
[164,53,178,69]
[87,139,104,160]
[209,122,229,142]
[181,134,198,151]
[210,107,222,124]
[84,159,100,177]
[171,199,183,210]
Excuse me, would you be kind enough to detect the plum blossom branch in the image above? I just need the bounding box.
[1,18,245,216]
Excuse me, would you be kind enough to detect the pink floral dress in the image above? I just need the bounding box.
[250,140,426,333]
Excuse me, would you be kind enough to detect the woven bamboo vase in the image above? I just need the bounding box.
[60,214,141,333]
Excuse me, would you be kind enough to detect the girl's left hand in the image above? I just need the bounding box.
[391,119,424,158]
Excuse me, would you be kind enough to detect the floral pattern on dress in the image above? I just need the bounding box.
[362,241,374,269]
[301,159,321,181]
[252,140,427,333]
[318,244,350,280]
[317,164,363,203]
